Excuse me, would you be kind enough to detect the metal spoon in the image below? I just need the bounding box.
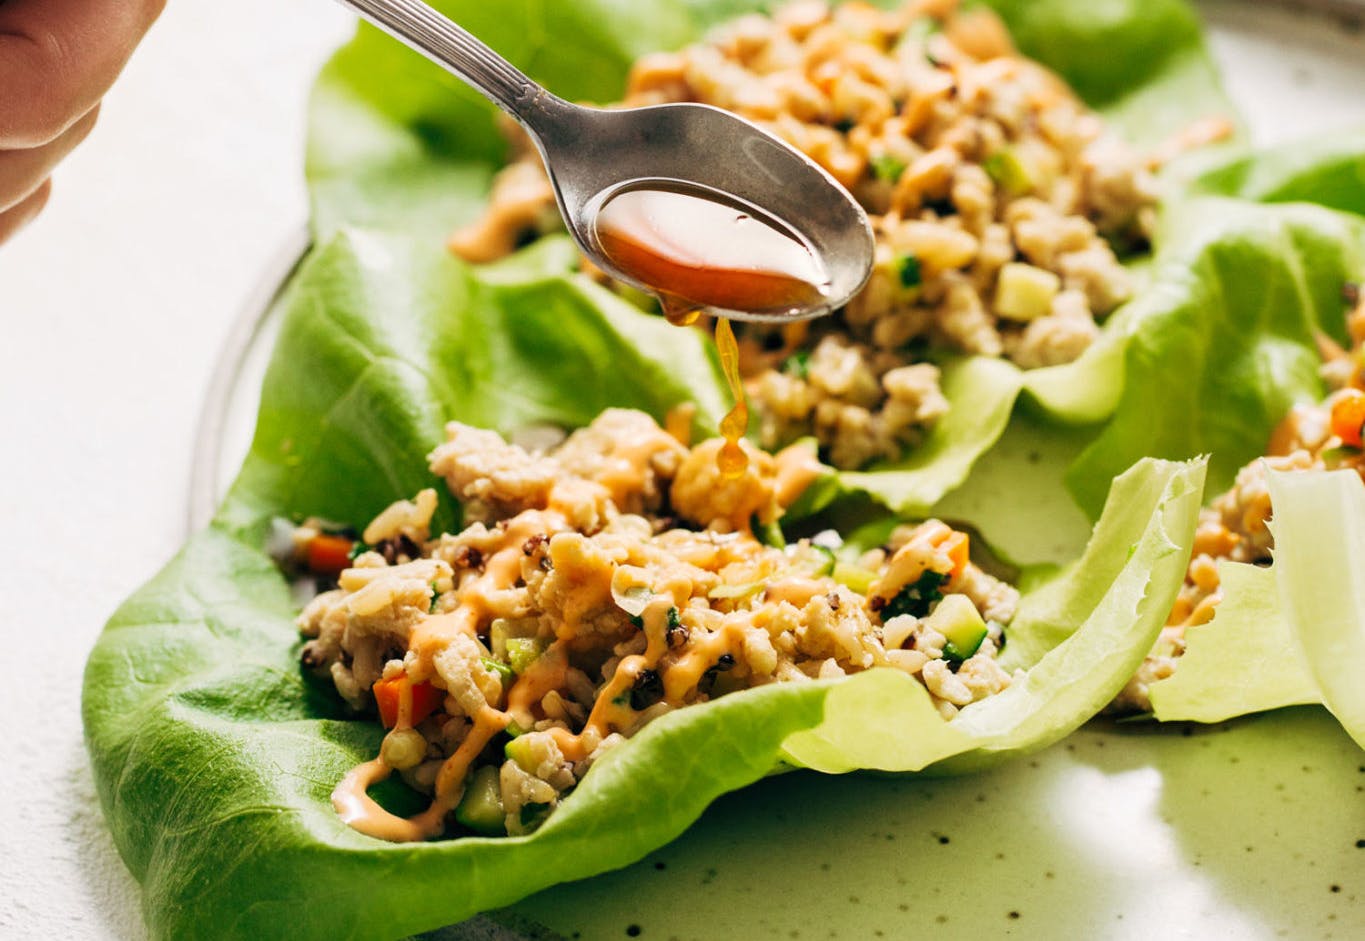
[336,0,874,323]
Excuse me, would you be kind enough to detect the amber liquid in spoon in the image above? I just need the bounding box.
[594,186,830,318]
[594,186,829,481]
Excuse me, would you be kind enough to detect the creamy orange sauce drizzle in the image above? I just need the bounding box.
[662,621,745,704]
[332,450,811,840]
[507,641,569,730]
[546,595,677,762]
[773,442,824,507]
[594,429,688,509]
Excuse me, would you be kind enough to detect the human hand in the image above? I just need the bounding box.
[0,0,166,245]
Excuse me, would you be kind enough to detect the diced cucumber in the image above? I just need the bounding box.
[455,764,506,836]
[504,735,536,772]
[506,637,547,675]
[995,262,1060,322]
[925,594,988,662]
[833,562,877,595]
[784,542,836,577]
[984,147,1034,195]
[709,581,765,601]
[489,618,510,661]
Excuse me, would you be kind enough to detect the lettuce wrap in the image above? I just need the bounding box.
[84,225,1206,939]
[305,0,1238,515]
[81,1,1365,938]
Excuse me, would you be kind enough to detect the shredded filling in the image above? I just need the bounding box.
[288,408,1021,840]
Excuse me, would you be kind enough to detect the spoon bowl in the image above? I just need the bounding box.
[526,100,874,323]
[338,0,875,322]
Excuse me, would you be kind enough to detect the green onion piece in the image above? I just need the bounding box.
[898,254,922,288]
[782,350,810,379]
[871,153,907,183]
[480,657,514,687]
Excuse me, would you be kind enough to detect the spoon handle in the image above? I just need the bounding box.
[334,0,557,122]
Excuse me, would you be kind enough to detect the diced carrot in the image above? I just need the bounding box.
[306,533,355,574]
[1331,389,1365,448]
[373,674,443,729]
[943,531,970,581]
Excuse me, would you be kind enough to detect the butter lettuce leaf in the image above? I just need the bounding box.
[84,217,1207,937]
[1266,470,1365,748]
[305,0,1234,515]
[1067,198,1365,518]
[1178,127,1365,218]
[218,228,730,539]
[85,452,1203,939]
[1150,470,1365,749]
[1148,560,1318,722]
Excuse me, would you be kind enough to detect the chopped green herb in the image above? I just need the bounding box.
[782,350,810,379]
[754,515,787,549]
[871,153,907,183]
[884,569,948,620]
[480,657,514,687]
[897,254,922,288]
[429,581,441,613]
[834,117,856,134]
[666,606,681,630]
[347,541,369,562]
[983,147,1032,195]
[520,802,552,830]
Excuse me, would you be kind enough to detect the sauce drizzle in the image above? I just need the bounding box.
[715,318,748,478]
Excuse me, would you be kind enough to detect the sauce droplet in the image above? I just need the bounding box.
[594,185,830,317]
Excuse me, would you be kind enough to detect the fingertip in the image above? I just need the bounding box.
[0,176,54,246]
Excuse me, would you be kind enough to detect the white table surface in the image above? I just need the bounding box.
[1,2,1363,938]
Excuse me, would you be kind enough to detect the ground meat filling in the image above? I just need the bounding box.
[449,0,1191,470]
[1112,301,1365,713]
[293,408,1021,840]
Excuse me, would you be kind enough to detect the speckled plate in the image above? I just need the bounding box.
[191,3,1365,938]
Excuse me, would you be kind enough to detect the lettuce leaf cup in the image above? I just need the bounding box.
[84,222,1207,938]
[80,1,1365,938]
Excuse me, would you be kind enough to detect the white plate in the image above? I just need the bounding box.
[190,3,1365,938]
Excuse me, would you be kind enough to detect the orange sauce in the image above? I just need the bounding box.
[594,185,827,482]
[593,186,829,317]
[715,318,748,478]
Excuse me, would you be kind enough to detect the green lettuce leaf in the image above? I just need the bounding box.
[1066,198,1365,518]
[1177,127,1365,218]
[83,210,1209,935]
[1266,469,1365,748]
[218,228,730,538]
[1148,560,1318,722]
[1151,469,1365,749]
[85,451,1203,939]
